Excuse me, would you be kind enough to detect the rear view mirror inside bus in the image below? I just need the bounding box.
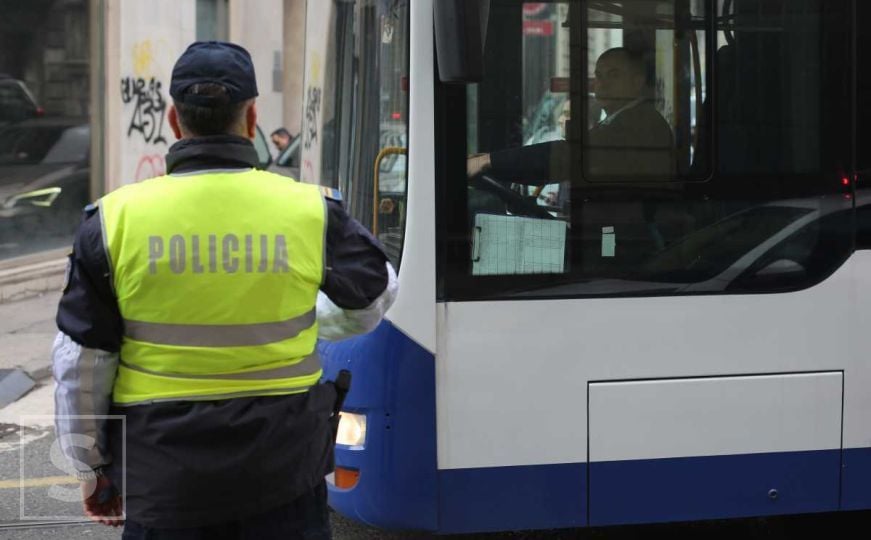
[434,0,489,83]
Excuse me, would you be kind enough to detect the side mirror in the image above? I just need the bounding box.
[433,0,489,83]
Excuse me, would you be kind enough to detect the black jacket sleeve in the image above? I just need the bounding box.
[321,199,390,309]
[56,207,124,352]
[489,141,570,184]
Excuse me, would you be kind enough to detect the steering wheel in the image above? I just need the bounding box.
[472,174,556,220]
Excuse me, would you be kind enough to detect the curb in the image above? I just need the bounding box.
[27,365,54,382]
[0,369,36,409]
[0,258,66,305]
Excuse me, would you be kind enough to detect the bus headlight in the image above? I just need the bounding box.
[336,412,366,447]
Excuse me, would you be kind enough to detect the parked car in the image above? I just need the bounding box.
[0,75,41,126]
[247,124,300,178]
[252,124,274,170]
[516,195,864,298]
[0,117,90,247]
[638,197,857,293]
[268,132,301,179]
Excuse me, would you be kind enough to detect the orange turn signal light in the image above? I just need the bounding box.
[335,467,360,489]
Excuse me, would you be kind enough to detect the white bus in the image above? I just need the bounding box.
[301,0,871,534]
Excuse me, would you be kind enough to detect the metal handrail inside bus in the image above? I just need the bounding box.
[373,146,408,234]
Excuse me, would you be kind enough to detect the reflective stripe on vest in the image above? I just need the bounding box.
[100,169,326,404]
[111,353,323,407]
[123,308,316,347]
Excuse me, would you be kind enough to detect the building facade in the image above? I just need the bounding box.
[0,0,306,268]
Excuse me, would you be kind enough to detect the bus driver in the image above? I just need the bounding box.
[467,47,674,183]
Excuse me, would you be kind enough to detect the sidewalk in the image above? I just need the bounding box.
[0,292,61,381]
[0,291,118,539]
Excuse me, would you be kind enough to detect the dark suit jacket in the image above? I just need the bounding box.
[587,101,674,178]
[488,100,674,184]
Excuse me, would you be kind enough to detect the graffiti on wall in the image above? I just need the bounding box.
[303,86,321,150]
[121,77,168,145]
[134,154,166,182]
[132,40,155,79]
[301,85,322,181]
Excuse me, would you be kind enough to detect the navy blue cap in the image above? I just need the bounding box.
[170,41,258,107]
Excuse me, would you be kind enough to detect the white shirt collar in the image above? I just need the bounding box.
[599,97,646,126]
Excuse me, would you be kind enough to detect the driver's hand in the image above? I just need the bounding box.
[467,153,491,179]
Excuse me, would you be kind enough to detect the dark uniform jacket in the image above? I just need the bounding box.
[55,135,390,527]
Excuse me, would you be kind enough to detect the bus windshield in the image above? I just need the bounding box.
[440,0,853,300]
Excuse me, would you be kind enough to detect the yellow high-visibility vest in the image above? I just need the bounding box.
[99,169,325,405]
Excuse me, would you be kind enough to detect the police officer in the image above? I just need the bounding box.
[52,41,397,539]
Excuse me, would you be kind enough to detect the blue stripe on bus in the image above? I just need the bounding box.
[589,450,841,526]
[319,320,438,531]
[842,447,871,510]
[437,449,850,533]
[438,463,587,533]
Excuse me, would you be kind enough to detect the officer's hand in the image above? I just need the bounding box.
[81,475,124,527]
[467,153,491,179]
